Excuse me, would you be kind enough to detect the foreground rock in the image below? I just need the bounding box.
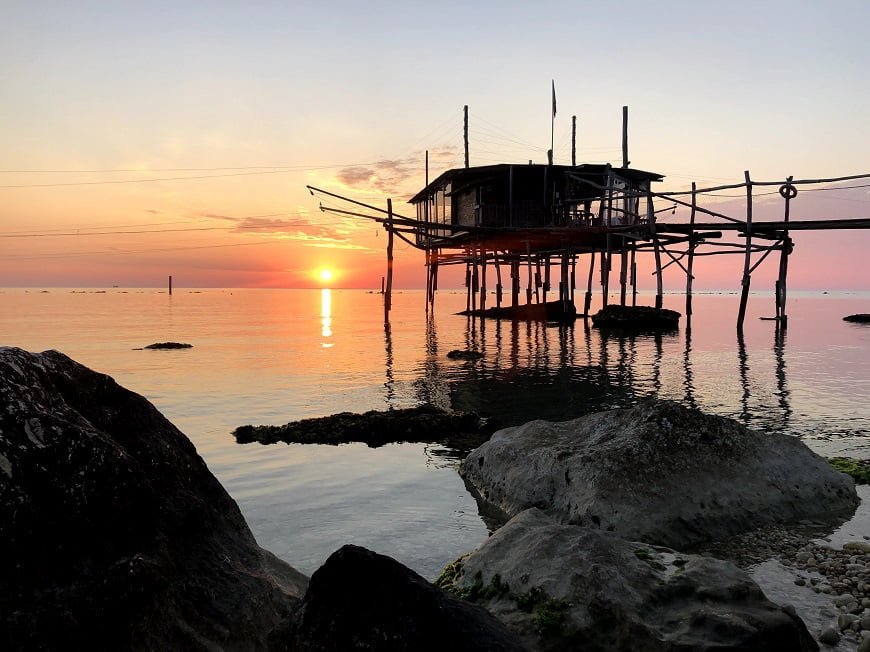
[142,341,193,349]
[282,544,527,651]
[234,404,498,453]
[0,347,307,650]
[461,400,858,549]
[844,314,870,323]
[438,509,817,651]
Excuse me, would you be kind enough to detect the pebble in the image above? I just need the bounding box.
[819,626,841,645]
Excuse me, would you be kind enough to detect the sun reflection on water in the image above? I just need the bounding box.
[321,288,333,343]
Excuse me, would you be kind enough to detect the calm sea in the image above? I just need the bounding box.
[2,287,869,578]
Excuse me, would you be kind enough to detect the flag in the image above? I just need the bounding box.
[551,80,557,118]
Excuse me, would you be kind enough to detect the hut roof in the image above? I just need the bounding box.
[408,163,664,204]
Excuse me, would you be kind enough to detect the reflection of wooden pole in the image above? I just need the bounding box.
[737,171,752,331]
[385,198,394,317]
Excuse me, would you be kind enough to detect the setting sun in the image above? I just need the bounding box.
[317,268,334,283]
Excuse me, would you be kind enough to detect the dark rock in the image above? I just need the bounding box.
[283,544,527,651]
[0,347,307,651]
[143,342,193,349]
[447,349,485,361]
[460,300,577,322]
[461,400,859,549]
[591,304,680,331]
[439,509,818,651]
[844,314,870,323]
[234,404,498,453]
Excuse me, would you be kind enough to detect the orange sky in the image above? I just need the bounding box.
[2,2,869,290]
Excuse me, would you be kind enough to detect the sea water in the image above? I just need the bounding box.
[1,287,868,578]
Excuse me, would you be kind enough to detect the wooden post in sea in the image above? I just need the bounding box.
[168,275,172,295]
[584,251,595,316]
[511,259,520,308]
[619,250,628,306]
[384,198,394,319]
[480,245,488,313]
[776,176,794,330]
[630,246,637,307]
[649,190,663,309]
[737,170,753,331]
[686,182,697,329]
[495,255,503,309]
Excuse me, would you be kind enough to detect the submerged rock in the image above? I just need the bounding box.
[461,400,858,549]
[0,347,307,651]
[234,404,498,453]
[438,509,817,651]
[590,305,680,331]
[447,349,485,361]
[143,341,193,349]
[844,314,870,323]
[283,544,527,651]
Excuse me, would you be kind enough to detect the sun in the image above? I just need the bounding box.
[317,268,334,283]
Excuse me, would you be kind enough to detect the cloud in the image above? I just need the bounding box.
[335,157,421,196]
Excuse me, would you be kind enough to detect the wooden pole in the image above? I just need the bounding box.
[650,190,663,309]
[686,182,697,327]
[463,105,469,169]
[571,115,577,167]
[777,175,794,329]
[511,259,520,308]
[585,251,595,315]
[495,255,503,309]
[385,199,394,318]
[630,246,637,307]
[561,250,570,309]
[737,170,753,331]
[619,250,628,306]
[480,245,488,313]
[621,105,629,168]
[168,275,172,295]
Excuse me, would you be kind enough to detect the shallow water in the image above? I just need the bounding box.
[2,287,868,577]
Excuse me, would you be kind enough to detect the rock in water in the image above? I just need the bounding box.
[0,347,308,650]
[461,400,858,549]
[439,509,817,651]
[285,544,527,651]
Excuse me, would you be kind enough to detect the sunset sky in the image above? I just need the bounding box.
[2,1,868,290]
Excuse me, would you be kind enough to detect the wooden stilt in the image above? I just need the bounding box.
[385,199,394,319]
[585,251,595,315]
[480,245,487,313]
[495,255,503,309]
[465,261,472,313]
[686,182,697,327]
[561,250,570,309]
[649,192,663,310]
[511,259,520,308]
[737,170,753,331]
[619,249,628,306]
[534,259,542,304]
[630,246,637,307]
[777,176,794,330]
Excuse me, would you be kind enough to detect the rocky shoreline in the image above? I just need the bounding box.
[3,346,868,650]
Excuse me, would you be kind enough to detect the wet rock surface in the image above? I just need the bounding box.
[461,400,859,549]
[234,404,499,453]
[437,509,817,651]
[0,347,307,651]
[282,544,528,651]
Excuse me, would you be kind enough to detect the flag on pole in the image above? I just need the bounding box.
[551,80,557,118]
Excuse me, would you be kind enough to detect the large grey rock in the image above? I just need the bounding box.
[0,347,308,650]
[439,509,818,651]
[461,400,858,549]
